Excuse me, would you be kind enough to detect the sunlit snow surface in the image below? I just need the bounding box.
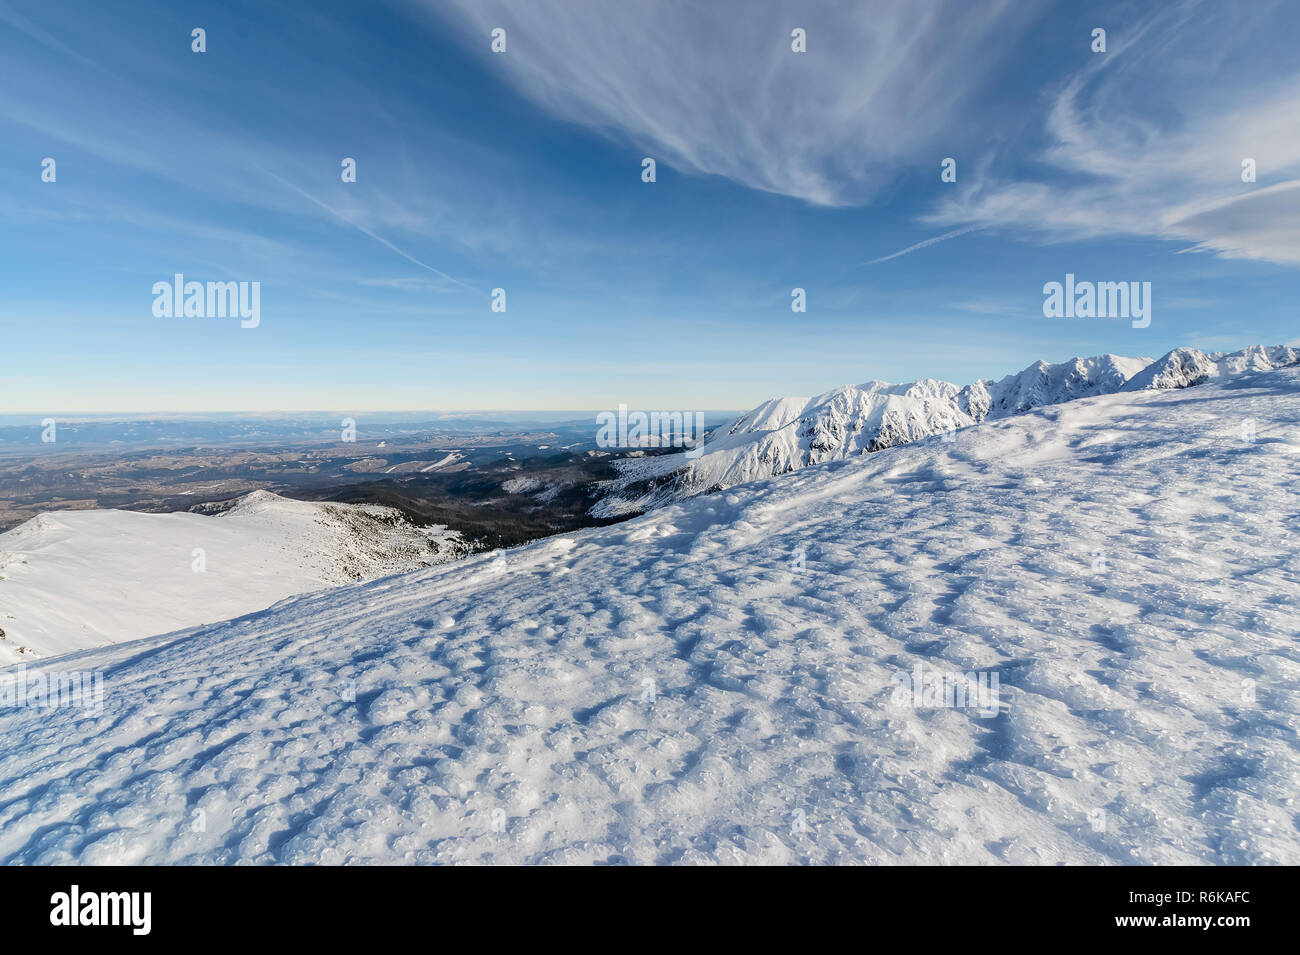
[1,370,1297,864]
[0,491,466,663]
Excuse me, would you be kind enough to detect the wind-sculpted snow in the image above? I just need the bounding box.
[1,370,1297,864]
[595,344,1298,516]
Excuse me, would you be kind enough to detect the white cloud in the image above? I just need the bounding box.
[923,2,1300,266]
[426,0,1035,206]
[866,227,979,264]
[426,0,1300,268]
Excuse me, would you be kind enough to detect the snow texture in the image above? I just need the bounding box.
[1,368,1297,864]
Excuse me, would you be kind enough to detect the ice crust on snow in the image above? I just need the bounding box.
[1,368,1297,864]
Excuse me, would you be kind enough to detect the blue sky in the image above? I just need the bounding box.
[2,0,1298,413]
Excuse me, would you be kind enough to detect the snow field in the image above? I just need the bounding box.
[0,370,1296,864]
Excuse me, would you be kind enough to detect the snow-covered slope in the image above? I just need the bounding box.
[595,345,1296,516]
[1,367,1297,864]
[0,491,467,663]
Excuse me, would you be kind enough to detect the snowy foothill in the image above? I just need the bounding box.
[0,366,1296,864]
[0,490,467,663]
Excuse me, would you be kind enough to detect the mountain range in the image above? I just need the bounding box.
[594,344,1299,516]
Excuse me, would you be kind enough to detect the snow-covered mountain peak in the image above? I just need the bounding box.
[726,394,814,435]
[1212,343,1298,374]
[970,353,1152,421]
[1121,347,1218,391]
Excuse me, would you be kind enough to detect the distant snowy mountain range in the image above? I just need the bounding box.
[0,491,467,662]
[594,344,1299,516]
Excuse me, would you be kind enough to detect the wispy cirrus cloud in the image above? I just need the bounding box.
[866,227,980,264]
[922,0,1300,266]
[425,0,1037,207]
[258,169,481,293]
[427,0,1300,269]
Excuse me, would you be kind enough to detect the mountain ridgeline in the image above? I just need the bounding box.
[594,344,1299,516]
